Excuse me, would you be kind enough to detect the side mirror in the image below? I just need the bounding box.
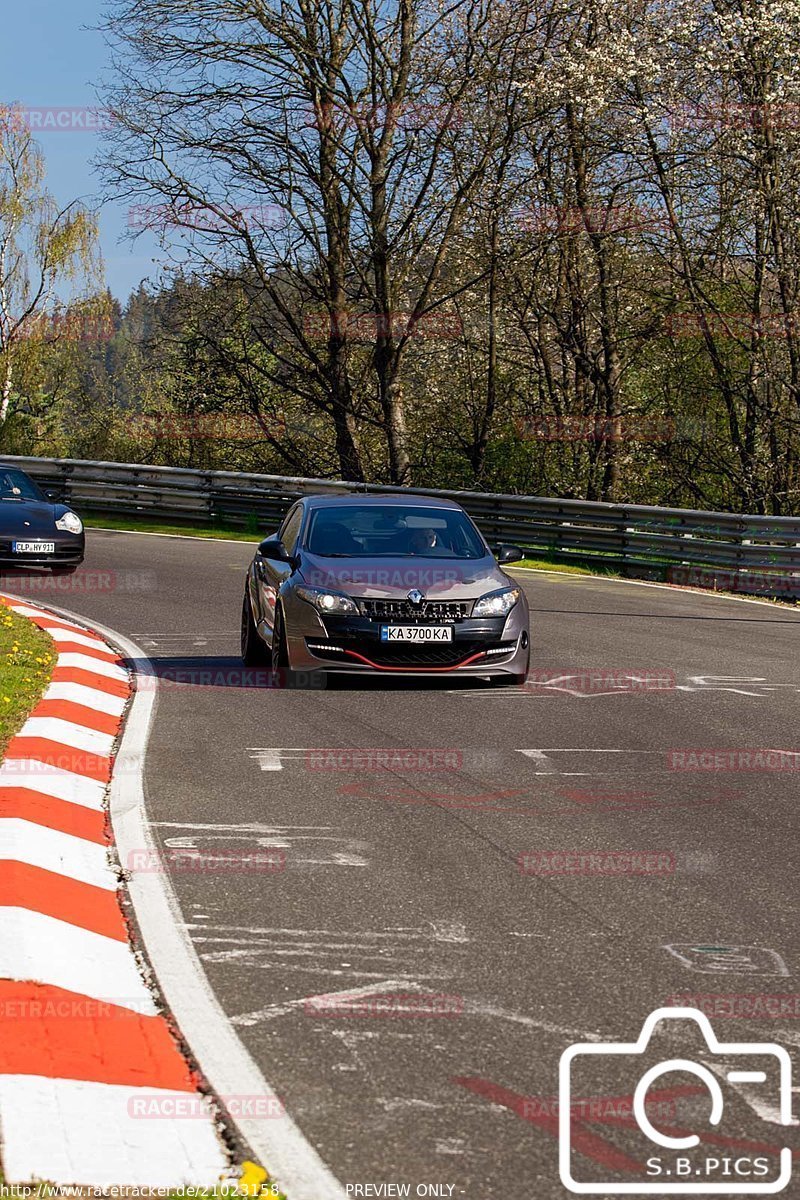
[46,490,59,502]
[494,543,525,565]
[258,536,293,563]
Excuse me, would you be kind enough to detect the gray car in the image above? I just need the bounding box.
[241,494,530,683]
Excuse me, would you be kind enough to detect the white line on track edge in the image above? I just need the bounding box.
[509,565,800,612]
[1,593,348,1200]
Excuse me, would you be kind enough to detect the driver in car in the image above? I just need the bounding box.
[408,527,444,555]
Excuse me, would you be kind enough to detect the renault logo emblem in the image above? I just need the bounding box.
[407,589,424,606]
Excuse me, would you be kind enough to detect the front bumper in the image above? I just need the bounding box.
[285,608,530,676]
[0,534,85,569]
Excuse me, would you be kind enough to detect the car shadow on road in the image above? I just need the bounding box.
[122,654,498,692]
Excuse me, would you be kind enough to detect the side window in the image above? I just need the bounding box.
[280,506,304,554]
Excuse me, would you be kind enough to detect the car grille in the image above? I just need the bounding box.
[358,598,472,622]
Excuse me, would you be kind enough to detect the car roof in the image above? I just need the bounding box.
[300,493,463,511]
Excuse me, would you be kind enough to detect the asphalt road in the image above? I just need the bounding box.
[5,529,800,1198]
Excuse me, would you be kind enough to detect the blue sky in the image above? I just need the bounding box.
[1,0,160,304]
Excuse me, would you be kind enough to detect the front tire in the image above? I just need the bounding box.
[241,590,269,666]
[271,604,291,673]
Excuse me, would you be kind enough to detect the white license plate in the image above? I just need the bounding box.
[13,541,55,554]
[381,625,453,643]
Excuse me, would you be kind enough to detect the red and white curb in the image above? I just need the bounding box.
[0,595,229,1187]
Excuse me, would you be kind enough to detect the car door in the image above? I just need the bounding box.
[255,503,304,644]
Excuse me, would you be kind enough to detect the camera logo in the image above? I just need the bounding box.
[559,1007,792,1193]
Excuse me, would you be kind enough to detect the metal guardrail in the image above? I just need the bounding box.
[5,454,799,600]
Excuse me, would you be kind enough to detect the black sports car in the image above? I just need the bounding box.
[0,465,85,573]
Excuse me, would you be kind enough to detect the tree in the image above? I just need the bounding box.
[99,0,528,483]
[0,106,101,426]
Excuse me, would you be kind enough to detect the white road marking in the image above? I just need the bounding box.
[676,675,778,697]
[248,748,311,771]
[46,627,109,651]
[509,565,800,612]
[155,821,331,830]
[200,958,448,981]
[56,653,128,681]
[459,1000,604,1041]
[18,716,115,757]
[379,1098,444,1112]
[0,817,117,888]
[516,748,663,777]
[186,924,471,952]
[430,922,469,943]
[663,945,790,977]
[231,984,603,1044]
[0,907,157,1013]
[7,604,82,623]
[520,748,659,753]
[517,750,558,773]
[0,1077,227,1187]
[232,980,428,1027]
[0,760,107,808]
[0,594,231,1188]
[79,611,350,1200]
[160,828,370,867]
[43,680,128,717]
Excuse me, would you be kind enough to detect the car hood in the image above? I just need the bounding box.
[298,551,512,599]
[0,500,58,537]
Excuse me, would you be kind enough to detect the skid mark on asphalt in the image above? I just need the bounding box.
[151,820,370,867]
[444,673,800,698]
[230,976,604,1043]
[131,633,232,650]
[248,746,508,774]
[189,922,468,981]
[231,980,423,1026]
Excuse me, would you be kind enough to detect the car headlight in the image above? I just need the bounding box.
[55,511,83,535]
[472,587,520,618]
[296,586,359,616]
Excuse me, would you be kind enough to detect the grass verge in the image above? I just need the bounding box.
[515,557,620,576]
[84,515,260,543]
[0,604,54,756]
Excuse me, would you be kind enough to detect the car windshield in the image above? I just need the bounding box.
[305,504,487,559]
[0,468,44,502]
